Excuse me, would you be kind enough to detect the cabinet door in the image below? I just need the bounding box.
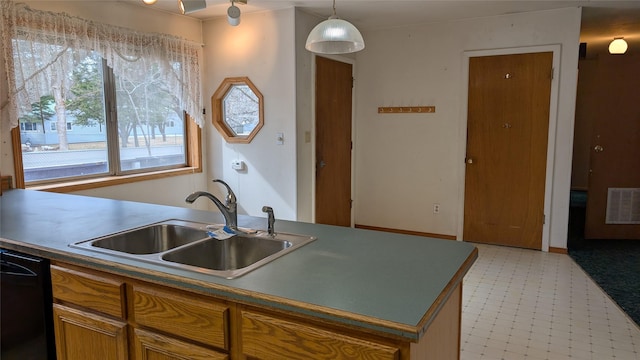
[133,328,228,360]
[53,304,128,360]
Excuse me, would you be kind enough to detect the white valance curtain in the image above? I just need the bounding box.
[0,1,203,129]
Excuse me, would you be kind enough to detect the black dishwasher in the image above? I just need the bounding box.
[0,250,56,359]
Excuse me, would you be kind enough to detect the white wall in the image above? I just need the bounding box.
[353,7,581,249]
[202,8,298,220]
[0,1,209,208]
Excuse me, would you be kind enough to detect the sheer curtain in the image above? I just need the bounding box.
[0,0,203,129]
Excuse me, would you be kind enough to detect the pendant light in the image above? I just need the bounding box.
[608,37,628,54]
[305,0,365,54]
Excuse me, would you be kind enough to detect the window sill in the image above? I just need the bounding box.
[28,167,201,194]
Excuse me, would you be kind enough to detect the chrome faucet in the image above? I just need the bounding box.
[185,179,238,230]
[262,206,275,236]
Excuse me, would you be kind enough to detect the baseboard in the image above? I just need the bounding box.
[354,224,456,240]
[549,247,568,254]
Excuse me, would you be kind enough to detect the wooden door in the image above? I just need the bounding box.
[584,56,640,239]
[53,304,128,360]
[315,56,352,227]
[464,52,553,249]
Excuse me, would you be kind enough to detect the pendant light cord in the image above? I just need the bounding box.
[332,0,337,16]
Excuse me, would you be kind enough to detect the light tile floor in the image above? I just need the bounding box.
[461,244,640,360]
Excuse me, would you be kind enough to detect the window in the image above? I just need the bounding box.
[50,122,72,131]
[212,77,264,144]
[16,50,189,184]
[2,2,203,190]
[20,122,38,132]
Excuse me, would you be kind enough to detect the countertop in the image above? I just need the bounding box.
[0,189,477,341]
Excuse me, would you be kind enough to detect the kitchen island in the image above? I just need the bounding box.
[1,189,477,359]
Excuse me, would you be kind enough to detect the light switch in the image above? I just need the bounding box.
[276,132,284,145]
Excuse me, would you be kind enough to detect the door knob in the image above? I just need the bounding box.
[466,158,474,164]
[318,160,326,168]
[594,145,604,153]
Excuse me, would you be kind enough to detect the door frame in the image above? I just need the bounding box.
[457,45,561,251]
[310,54,357,226]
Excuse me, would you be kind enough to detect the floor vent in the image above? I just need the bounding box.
[606,188,640,224]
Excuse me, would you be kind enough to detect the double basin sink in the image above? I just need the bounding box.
[71,219,316,279]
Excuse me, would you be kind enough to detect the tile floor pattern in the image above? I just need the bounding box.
[461,244,640,360]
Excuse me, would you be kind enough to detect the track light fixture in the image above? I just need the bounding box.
[228,0,241,26]
[141,0,207,14]
[178,0,207,15]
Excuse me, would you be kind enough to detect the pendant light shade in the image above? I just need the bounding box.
[608,37,628,54]
[305,0,364,54]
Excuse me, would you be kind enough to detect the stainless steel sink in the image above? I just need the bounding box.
[70,220,316,279]
[88,221,210,254]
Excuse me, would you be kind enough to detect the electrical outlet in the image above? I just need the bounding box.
[433,203,440,214]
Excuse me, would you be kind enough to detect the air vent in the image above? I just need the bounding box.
[605,188,640,224]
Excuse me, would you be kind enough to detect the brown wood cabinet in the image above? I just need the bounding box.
[51,265,128,360]
[50,262,462,360]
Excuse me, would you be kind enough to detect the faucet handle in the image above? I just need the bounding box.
[212,179,236,204]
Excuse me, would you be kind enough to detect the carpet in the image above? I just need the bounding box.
[567,190,640,327]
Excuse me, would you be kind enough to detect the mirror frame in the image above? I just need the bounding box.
[211,77,264,144]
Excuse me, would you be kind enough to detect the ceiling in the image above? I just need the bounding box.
[122,0,640,55]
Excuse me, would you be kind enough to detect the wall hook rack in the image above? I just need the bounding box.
[378,106,435,114]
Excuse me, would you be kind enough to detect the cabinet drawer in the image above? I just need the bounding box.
[133,328,228,360]
[51,265,125,318]
[132,285,229,350]
[241,310,400,360]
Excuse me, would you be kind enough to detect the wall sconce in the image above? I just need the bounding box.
[178,0,207,15]
[608,37,628,54]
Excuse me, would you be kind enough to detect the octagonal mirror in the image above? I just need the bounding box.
[212,77,264,144]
